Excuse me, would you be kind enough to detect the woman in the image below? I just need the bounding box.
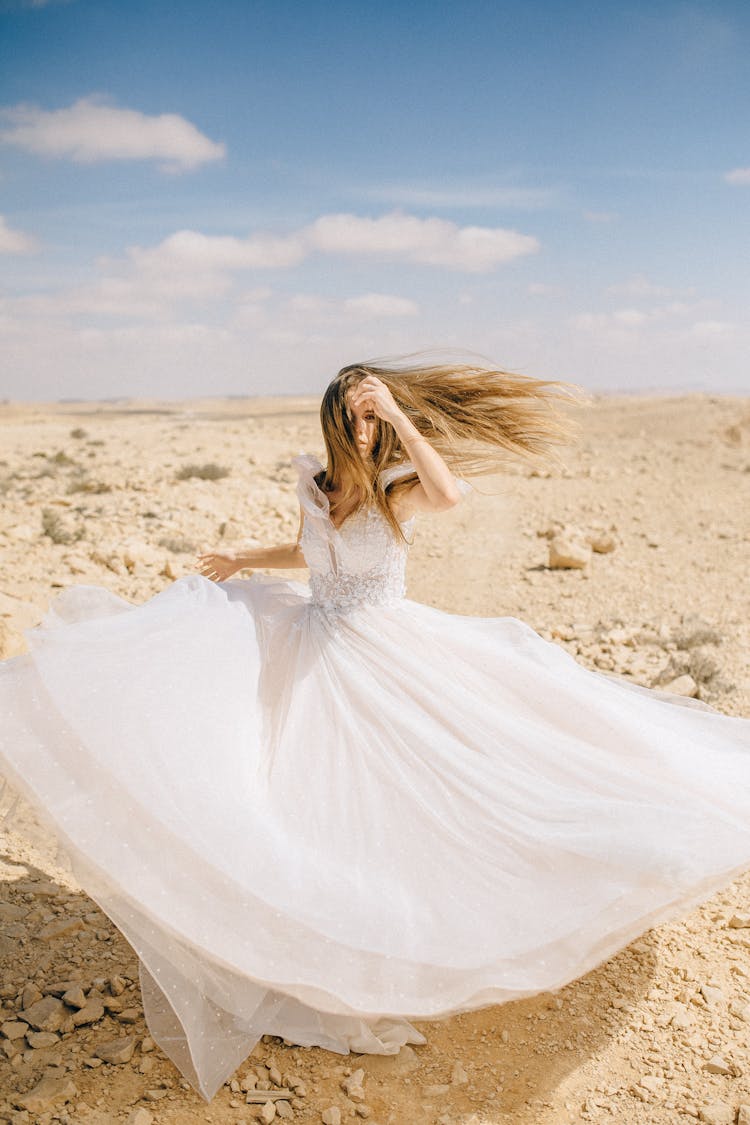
[1,358,749,1104]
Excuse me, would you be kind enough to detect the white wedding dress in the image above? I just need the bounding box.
[2,452,750,1102]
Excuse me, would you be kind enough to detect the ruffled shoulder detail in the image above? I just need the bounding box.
[291,452,330,524]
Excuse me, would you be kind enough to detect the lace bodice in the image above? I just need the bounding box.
[293,453,416,619]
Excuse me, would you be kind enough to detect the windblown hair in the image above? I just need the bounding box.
[318,354,584,542]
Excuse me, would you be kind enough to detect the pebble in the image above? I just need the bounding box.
[94,1034,136,1063]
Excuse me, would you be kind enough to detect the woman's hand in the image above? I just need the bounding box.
[195,551,246,582]
[349,375,403,425]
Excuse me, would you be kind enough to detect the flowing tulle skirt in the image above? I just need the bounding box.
[1,573,749,1100]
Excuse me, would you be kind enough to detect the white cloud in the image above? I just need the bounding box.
[113,210,538,281]
[0,214,38,254]
[725,167,750,185]
[306,211,539,272]
[0,95,225,172]
[126,229,305,273]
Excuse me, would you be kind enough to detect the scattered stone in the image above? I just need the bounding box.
[26,1031,59,1049]
[71,996,105,1026]
[700,984,726,1008]
[37,917,85,941]
[13,1074,77,1114]
[18,996,66,1032]
[450,1062,469,1085]
[21,983,43,1009]
[61,986,87,1009]
[341,1067,366,1100]
[699,1102,734,1125]
[548,532,591,570]
[126,1110,154,1125]
[109,974,127,995]
[703,1054,733,1076]
[322,1108,341,1125]
[661,674,699,698]
[94,1034,136,1063]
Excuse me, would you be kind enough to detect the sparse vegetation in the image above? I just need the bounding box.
[158,535,197,554]
[70,427,88,439]
[175,462,230,481]
[66,474,112,494]
[41,507,85,545]
[50,450,76,466]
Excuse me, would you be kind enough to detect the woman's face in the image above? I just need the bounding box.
[345,386,377,459]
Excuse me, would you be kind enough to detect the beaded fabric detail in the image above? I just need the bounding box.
[292,453,415,621]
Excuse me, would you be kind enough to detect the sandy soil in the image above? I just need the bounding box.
[0,392,749,1125]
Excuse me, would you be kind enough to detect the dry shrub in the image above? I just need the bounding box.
[175,463,230,481]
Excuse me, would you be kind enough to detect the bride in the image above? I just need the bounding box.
[1,357,750,1104]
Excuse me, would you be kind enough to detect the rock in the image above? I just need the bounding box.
[21,983,43,1009]
[116,1006,141,1023]
[120,539,163,574]
[322,1109,341,1125]
[94,1034,136,1063]
[44,979,86,998]
[587,530,617,553]
[450,1062,469,1085]
[260,1102,277,1124]
[139,1034,155,1052]
[700,984,726,1008]
[0,902,28,922]
[548,533,591,570]
[728,913,750,929]
[126,1111,154,1125]
[37,917,85,941]
[71,997,105,1026]
[13,1074,78,1113]
[109,974,127,995]
[662,674,699,698]
[276,1102,294,1120]
[699,1102,734,1125]
[703,1054,733,1075]
[26,1031,60,1049]
[61,986,87,1009]
[737,1107,750,1125]
[1,1021,30,1040]
[341,1068,366,1100]
[18,996,66,1031]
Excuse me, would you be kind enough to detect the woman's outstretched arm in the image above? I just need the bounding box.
[196,510,307,581]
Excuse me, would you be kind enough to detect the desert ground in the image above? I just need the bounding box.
[1,391,749,1125]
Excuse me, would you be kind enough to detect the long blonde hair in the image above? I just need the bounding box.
[319,354,584,541]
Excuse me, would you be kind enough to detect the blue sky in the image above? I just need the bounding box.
[1,0,748,399]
